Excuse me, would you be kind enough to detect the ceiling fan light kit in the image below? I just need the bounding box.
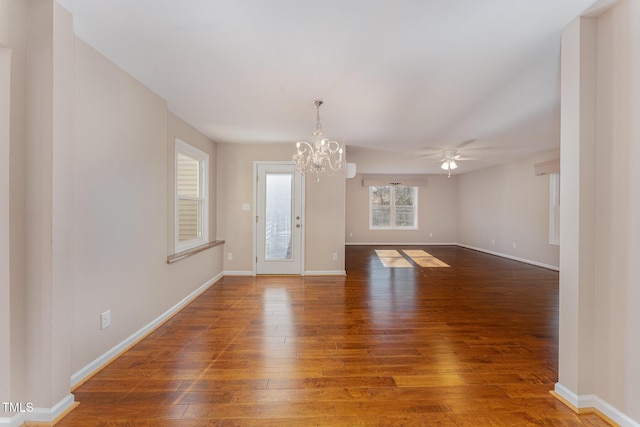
[440,149,459,178]
[441,160,458,170]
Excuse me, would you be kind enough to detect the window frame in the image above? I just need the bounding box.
[175,138,209,253]
[368,185,418,230]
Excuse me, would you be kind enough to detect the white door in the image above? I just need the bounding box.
[255,163,304,274]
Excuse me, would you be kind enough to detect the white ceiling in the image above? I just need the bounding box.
[56,0,595,174]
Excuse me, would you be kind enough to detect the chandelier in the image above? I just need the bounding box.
[293,100,344,182]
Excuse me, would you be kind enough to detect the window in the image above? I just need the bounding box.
[549,173,560,245]
[175,139,208,252]
[369,185,418,229]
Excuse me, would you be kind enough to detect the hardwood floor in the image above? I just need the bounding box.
[57,246,609,426]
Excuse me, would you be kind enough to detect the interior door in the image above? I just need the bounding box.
[255,163,304,274]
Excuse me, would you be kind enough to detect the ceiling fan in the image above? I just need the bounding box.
[420,140,477,177]
[438,149,474,177]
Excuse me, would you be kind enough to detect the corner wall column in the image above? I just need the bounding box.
[23,0,75,420]
[0,48,12,403]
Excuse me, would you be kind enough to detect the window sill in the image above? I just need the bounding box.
[167,240,225,264]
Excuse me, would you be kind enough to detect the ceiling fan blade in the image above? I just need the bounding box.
[420,152,445,159]
[455,139,477,149]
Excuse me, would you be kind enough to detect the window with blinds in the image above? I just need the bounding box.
[175,139,208,252]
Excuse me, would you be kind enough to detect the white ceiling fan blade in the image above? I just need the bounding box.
[454,139,477,149]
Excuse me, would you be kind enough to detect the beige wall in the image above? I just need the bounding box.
[1,0,28,410]
[457,150,560,269]
[0,47,11,402]
[345,145,556,271]
[593,0,640,420]
[23,0,75,410]
[217,143,345,274]
[558,1,640,423]
[345,172,458,245]
[72,38,223,374]
[305,165,346,273]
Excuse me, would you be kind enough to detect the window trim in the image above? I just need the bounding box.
[175,138,209,253]
[368,185,418,230]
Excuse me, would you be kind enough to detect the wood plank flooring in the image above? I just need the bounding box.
[57,246,609,426]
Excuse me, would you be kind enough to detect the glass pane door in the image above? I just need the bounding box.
[265,173,293,260]
[256,163,303,275]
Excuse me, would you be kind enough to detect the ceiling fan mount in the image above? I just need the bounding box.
[441,149,460,161]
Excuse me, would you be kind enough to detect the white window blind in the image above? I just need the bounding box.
[175,139,209,252]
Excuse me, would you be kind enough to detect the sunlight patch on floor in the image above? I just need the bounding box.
[402,250,450,268]
[374,250,412,268]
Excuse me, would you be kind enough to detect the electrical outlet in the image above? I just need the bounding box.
[512,242,517,249]
[101,310,111,330]
[349,232,353,237]
[429,232,433,237]
[227,252,233,260]
[332,252,338,261]
[492,239,496,245]
[242,203,250,211]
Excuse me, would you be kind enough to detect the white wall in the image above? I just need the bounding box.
[217,143,345,274]
[457,150,560,269]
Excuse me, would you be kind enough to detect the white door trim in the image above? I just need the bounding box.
[253,161,305,275]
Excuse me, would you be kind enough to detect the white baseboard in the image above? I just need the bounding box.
[0,393,75,427]
[223,270,254,276]
[224,270,347,276]
[457,244,559,271]
[304,270,346,276]
[0,413,22,426]
[343,242,559,271]
[71,272,223,388]
[554,383,640,427]
[346,242,457,246]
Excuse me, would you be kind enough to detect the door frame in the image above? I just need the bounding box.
[253,161,305,275]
